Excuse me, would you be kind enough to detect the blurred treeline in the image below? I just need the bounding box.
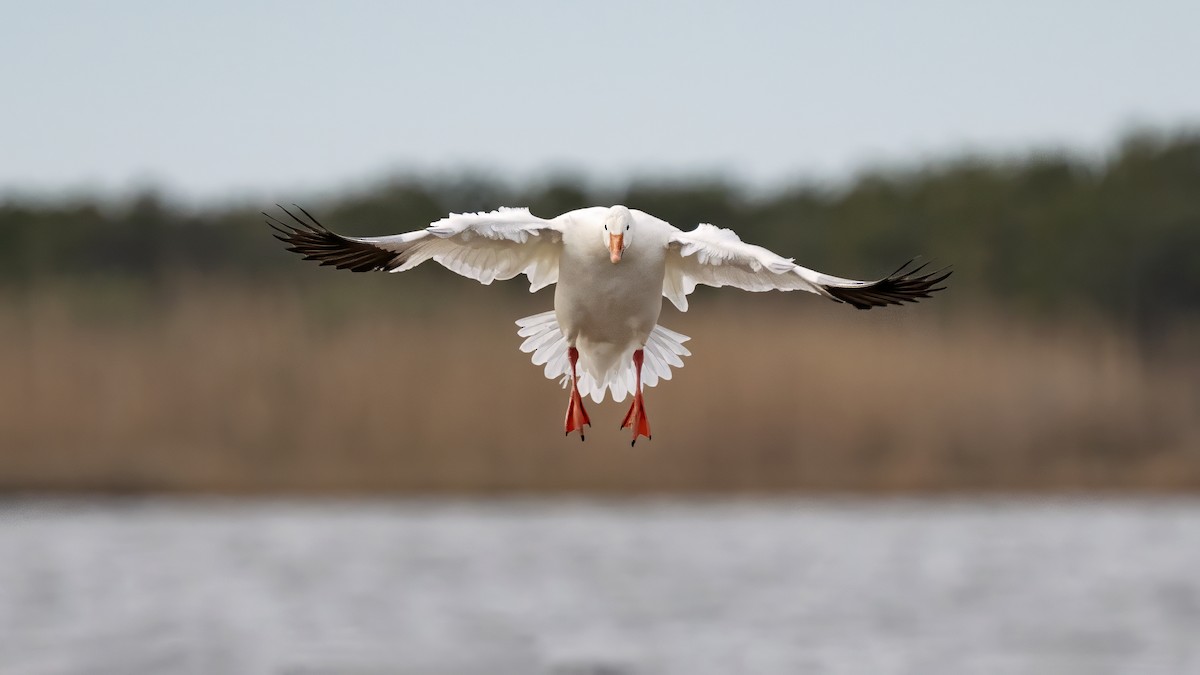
[3,129,1199,332]
[3,129,1200,494]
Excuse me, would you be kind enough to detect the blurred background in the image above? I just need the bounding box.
[2,2,1199,673]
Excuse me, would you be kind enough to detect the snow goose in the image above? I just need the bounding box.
[267,204,950,444]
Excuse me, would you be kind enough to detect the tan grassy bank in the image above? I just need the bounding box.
[2,284,1197,494]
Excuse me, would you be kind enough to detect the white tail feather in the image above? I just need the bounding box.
[515,311,691,403]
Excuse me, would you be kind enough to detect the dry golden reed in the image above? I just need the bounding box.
[1,284,1197,494]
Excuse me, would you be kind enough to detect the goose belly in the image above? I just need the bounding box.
[553,255,664,349]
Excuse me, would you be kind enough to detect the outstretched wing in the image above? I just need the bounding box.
[663,223,950,310]
[266,205,566,291]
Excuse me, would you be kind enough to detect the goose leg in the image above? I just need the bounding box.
[620,349,651,446]
[564,346,590,441]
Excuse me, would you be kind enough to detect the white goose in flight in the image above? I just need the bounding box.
[268,205,949,445]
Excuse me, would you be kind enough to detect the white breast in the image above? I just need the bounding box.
[552,212,670,387]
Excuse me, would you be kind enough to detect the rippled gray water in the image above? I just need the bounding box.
[0,499,1197,674]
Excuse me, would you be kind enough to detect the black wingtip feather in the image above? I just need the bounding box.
[265,205,404,273]
[823,259,953,310]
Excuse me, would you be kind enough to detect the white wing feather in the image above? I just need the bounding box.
[662,222,951,311]
[663,223,868,310]
[376,208,564,291]
[269,206,565,292]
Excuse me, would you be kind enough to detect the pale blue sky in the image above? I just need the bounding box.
[2,1,1197,201]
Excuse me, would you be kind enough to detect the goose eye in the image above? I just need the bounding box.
[625,224,630,231]
[604,224,608,231]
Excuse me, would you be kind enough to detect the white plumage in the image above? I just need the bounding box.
[516,310,691,403]
[269,204,949,441]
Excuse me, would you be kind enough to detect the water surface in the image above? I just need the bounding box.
[1,498,1197,674]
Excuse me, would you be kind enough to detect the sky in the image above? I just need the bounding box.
[2,1,1198,202]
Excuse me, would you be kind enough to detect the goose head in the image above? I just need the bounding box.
[602,205,633,263]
